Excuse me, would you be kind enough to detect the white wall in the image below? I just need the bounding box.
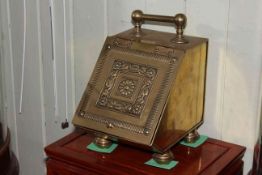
[1,0,47,174]
[0,15,3,124]
[221,1,262,170]
[0,0,75,174]
[0,19,8,141]
[0,0,261,175]
[42,0,75,145]
[0,18,6,133]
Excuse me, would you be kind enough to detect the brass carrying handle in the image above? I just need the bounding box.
[131,10,188,44]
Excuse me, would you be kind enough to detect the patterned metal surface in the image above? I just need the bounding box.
[96,59,157,117]
[76,37,179,135]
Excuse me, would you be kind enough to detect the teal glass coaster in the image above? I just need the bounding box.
[145,159,178,170]
[87,142,118,153]
[180,135,208,148]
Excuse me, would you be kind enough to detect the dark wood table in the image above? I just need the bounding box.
[45,130,246,175]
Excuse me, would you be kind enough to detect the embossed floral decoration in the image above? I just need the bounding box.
[118,79,136,98]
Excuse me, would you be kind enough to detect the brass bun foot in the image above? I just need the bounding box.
[152,150,174,164]
[93,135,112,148]
[184,130,200,143]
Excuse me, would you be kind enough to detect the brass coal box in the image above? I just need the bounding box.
[73,10,208,162]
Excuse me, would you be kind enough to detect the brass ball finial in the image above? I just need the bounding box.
[131,10,144,25]
[173,13,188,44]
[174,13,187,30]
[132,10,144,37]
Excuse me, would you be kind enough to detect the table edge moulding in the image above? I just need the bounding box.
[45,129,246,175]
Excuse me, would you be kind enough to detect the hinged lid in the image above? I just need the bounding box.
[73,36,184,145]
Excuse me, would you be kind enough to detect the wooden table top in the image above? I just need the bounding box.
[45,130,246,175]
